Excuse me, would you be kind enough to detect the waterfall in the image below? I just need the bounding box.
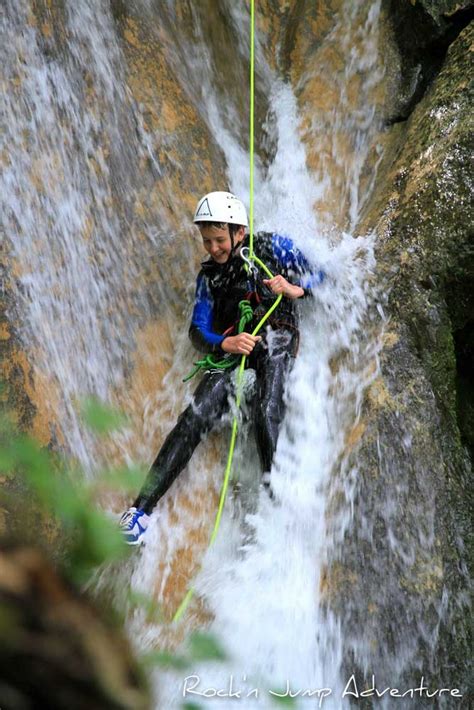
[121,2,387,708]
[3,1,402,707]
[2,0,188,472]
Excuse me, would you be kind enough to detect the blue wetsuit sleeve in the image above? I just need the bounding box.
[271,233,325,296]
[188,273,225,353]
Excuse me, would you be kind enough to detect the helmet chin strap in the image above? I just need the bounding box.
[229,227,247,257]
[225,228,239,263]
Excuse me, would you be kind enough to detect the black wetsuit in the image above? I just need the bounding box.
[133,232,323,514]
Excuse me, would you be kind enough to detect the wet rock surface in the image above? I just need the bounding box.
[331,19,473,697]
[2,0,472,703]
[383,0,474,121]
[0,541,150,709]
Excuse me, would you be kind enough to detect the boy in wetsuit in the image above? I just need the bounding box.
[120,191,323,544]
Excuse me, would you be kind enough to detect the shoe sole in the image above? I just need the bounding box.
[125,538,146,546]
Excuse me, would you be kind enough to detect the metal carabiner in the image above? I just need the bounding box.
[240,246,258,277]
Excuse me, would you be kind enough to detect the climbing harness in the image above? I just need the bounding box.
[183,299,254,382]
[182,247,280,383]
[173,0,280,623]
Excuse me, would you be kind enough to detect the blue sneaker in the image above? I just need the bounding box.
[119,507,150,546]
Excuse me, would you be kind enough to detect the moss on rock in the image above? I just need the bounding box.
[334,20,473,695]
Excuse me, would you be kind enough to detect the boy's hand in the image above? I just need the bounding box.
[263,275,304,299]
[221,333,262,355]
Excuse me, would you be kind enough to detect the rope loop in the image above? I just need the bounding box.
[183,299,255,382]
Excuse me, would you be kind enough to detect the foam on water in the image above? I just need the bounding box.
[2,0,176,472]
[124,4,386,707]
[3,2,388,707]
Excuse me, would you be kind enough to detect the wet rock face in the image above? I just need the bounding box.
[0,541,149,709]
[339,20,473,693]
[2,0,230,456]
[364,20,473,456]
[383,0,474,120]
[2,1,472,696]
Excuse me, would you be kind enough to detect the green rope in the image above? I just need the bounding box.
[173,289,283,624]
[183,300,254,382]
[173,0,281,624]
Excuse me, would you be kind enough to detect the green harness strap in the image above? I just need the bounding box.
[183,300,254,383]
[183,252,280,383]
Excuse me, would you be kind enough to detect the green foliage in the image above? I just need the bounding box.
[141,649,190,671]
[0,394,230,694]
[94,463,148,494]
[0,398,132,583]
[139,629,228,672]
[80,396,129,434]
[269,692,297,706]
[126,589,165,624]
[188,631,227,662]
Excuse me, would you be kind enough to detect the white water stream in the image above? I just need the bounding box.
[124,2,386,708]
[3,1,392,708]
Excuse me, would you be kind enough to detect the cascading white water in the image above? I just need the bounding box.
[119,3,386,708]
[4,1,391,707]
[2,0,180,471]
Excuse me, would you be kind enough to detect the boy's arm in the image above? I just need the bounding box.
[188,273,225,353]
[271,233,325,298]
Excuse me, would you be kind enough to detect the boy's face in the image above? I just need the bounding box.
[199,224,245,264]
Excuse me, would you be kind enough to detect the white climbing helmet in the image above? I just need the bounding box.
[193,191,248,228]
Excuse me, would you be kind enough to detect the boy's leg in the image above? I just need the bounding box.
[133,370,232,514]
[252,329,297,475]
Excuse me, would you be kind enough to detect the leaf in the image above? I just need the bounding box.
[12,436,51,473]
[81,509,126,562]
[0,410,128,585]
[80,397,128,434]
[0,410,16,436]
[188,631,227,662]
[0,448,17,474]
[96,464,147,492]
[127,589,165,623]
[270,690,296,708]
[140,650,190,671]
[268,690,297,706]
